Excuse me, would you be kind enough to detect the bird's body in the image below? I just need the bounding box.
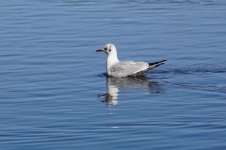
[109,61,148,77]
[96,43,166,78]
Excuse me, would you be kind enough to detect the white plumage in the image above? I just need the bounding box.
[96,43,166,77]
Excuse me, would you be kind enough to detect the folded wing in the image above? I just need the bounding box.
[109,61,149,77]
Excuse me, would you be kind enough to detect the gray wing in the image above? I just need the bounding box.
[109,61,149,77]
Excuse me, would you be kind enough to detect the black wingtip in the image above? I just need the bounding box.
[148,59,167,69]
[149,59,166,65]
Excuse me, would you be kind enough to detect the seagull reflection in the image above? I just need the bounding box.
[98,76,163,106]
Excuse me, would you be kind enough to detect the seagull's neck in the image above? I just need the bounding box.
[106,53,119,71]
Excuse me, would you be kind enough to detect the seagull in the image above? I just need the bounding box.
[96,43,166,77]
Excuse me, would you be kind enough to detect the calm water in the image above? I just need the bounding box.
[1,0,226,149]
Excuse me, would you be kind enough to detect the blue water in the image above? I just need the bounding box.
[1,0,226,149]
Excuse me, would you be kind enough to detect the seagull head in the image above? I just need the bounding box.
[96,43,117,56]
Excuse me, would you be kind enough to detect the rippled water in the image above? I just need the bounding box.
[1,0,226,149]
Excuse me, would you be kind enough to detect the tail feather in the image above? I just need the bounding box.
[148,59,167,69]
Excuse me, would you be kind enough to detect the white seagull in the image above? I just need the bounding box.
[96,43,166,77]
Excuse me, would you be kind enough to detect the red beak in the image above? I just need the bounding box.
[96,49,104,52]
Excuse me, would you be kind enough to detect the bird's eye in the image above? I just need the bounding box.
[104,47,107,50]
[109,49,111,52]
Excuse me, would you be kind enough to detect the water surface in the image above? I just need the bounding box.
[0,0,226,149]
